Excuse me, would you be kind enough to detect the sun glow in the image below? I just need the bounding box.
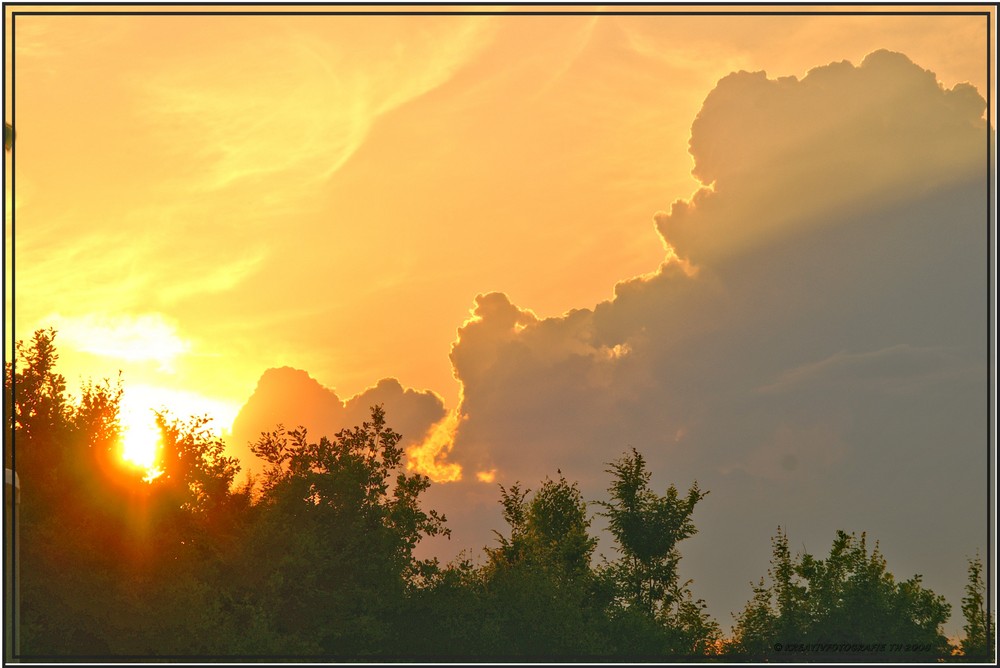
[117,384,241,482]
[120,412,164,482]
[43,312,192,371]
[118,387,166,479]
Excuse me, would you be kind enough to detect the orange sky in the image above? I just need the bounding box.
[3,4,995,634]
[5,6,990,430]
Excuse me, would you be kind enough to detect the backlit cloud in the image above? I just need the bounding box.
[10,12,991,637]
[655,49,986,268]
[408,409,463,483]
[229,367,447,480]
[430,50,988,627]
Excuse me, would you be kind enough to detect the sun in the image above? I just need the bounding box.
[116,384,240,482]
[120,408,163,481]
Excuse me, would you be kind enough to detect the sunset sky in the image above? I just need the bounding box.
[4,4,995,634]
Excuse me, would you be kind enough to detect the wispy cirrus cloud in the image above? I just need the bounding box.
[137,17,494,192]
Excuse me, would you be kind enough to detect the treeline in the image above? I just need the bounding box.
[4,330,995,661]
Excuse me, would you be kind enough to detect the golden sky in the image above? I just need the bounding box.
[5,6,990,418]
[3,4,995,634]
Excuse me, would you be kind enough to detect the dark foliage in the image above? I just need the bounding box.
[959,553,996,662]
[5,329,977,662]
[730,527,954,662]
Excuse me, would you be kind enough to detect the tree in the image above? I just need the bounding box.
[732,527,952,660]
[5,329,71,482]
[391,554,488,658]
[7,329,252,656]
[153,411,240,516]
[731,528,807,654]
[240,405,449,655]
[488,474,598,578]
[960,553,996,661]
[476,474,609,657]
[596,448,715,655]
[597,449,706,616]
[7,330,142,654]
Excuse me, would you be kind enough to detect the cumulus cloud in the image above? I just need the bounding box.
[227,49,988,627]
[434,50,988,623]
[655,49,986,267]
[228,367,446,479]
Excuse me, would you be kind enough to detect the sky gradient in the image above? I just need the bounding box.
[5,4,995,635]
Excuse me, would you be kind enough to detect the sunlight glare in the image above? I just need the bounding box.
[43,312,191,371]
[120,409,163,481]
[118,384,241,481]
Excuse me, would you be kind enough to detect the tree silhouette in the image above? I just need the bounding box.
[488,474,597,578]
[5,329,71,480]
[596,448,717,655]
[473,474,610,657]
[240,406,449,654]
[597,449,707,617]
[960,553,996,661]
[7,329,984,660]
[732,527,952,661]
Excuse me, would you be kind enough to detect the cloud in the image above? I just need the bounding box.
[756,344,982,396]
[407,410,463,483]
[431,50,988,626]
[138,17,493,191]
[655,49,986,267]
[221,48,988,629]
[732,422,850,482]
[156,246,267,305]
[228,367,447,480]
